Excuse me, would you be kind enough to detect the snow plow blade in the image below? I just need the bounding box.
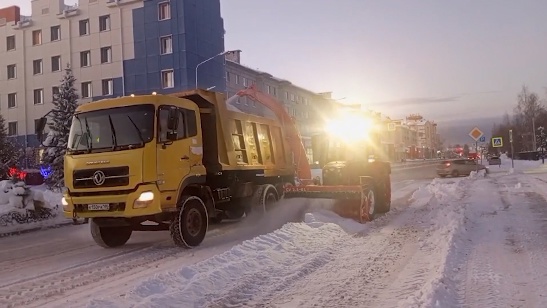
[283,176,379,223]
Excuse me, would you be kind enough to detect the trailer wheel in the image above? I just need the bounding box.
[359,187,377,223]
[170,195,208,248]
[90,219,132,248]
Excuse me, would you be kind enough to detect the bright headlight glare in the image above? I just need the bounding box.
[61,197,69,211]
[325,114,374,142]
[137,191,154,202]
[134,191,154,208]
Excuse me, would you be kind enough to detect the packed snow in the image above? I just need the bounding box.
[0,155,546,308]
[81,156,547,308]
[0,180,68,235]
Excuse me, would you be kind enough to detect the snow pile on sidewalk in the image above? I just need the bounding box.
[0,180,67,235]
[89,173,485,308]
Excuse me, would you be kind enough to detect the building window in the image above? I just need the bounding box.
[267,85,277,96]
[160,35,172,54]
[33,59,43,75]
[34,89,44,105]
[161,70,174,88]
[51,55,61,72]
[80,51,91,67]
[234,75,240,84]
[226,71,230,82]
[158,2,171,20]
[242,77,248,86]
[50,25,61,41]
[6,35,15,51]
[79,19,90,36]
[100,46,112,63]
[8,122,17,136]
[32,30,42,45]
[7,93,16,108]
[81,82,92,98]
[99,15,111,32]
[52,86,60,97]
[102,79,113,95]
[7,64,16,79]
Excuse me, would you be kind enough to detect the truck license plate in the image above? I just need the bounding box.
[88,203,110,211]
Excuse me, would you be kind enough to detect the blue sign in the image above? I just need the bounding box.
[479,136,486,142]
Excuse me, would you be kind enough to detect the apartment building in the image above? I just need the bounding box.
[405,114,439,158]
[224,51,334,162]
[0,0,225,149]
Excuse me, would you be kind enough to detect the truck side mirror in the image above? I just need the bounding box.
[36,117,48,142]
[167,108,179,131]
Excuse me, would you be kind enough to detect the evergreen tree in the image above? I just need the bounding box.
[0,114,19,179]
[41,64,79,190]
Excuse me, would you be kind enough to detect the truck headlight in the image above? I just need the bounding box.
[61,197,69,211]
[133,191,154,208]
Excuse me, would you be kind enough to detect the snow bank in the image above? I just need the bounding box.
[0,180,68,235]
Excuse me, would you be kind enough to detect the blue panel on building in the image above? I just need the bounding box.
[123,0,226,95]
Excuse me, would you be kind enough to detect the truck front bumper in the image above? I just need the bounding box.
[62,184,163,219]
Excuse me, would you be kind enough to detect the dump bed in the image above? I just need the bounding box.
[170,89,295,178]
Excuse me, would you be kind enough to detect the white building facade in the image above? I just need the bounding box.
[0,0,226,151]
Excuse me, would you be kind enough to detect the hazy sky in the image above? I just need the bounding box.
[8,0,547,123]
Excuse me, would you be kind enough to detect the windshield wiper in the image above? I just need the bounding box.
[108,115,118,150]
[127,115,145,146]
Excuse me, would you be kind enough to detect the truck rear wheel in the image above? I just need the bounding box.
[252,184,279,214]
[90,219,132,248]
[170,195,208,248]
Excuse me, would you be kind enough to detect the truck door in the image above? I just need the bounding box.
[156,104,201,193]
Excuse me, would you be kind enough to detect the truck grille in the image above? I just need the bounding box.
[73,166,130,189]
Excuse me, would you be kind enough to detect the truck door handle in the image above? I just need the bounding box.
[181,155,189,160]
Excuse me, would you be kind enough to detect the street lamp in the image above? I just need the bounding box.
[195,49,241,89]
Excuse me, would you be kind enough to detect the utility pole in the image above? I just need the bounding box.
[510,129,514,168]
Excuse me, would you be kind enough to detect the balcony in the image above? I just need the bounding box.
[58,4,80,19]
[12,15,32,29]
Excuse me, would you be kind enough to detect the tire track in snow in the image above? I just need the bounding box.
[458,175,547,308]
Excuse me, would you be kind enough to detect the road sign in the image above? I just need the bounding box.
[509,130,513,142]
[469,127,484,141]
[492,137,503,148]
[387,122,396,132]
[479,136,486,142]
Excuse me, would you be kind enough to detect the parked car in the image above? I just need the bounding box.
[488,156,501,166]
[436,159,488,177]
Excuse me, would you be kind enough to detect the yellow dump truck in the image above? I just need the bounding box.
[39,90,295,248]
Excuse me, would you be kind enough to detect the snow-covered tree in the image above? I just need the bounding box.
[0,114,20,179]
[41,64,79,190]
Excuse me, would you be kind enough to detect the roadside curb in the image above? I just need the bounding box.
[0,220,81,238]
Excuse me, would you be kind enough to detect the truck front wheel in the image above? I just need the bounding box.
[170,195,208,248]
[90,219,132,248]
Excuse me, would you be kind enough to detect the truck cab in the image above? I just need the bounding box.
[38,90,294,249]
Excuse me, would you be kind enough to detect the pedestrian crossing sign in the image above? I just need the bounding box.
[492,137,503,148]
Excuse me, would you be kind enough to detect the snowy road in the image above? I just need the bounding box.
[2,161,547,308]
[0,173,429,308]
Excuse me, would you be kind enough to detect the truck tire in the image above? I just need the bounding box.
[359,185,377,223]
[90,219,132,248]
[249,184,279,217]
[376,176,391,213]
[170,195,208,248]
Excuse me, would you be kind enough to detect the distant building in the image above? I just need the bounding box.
[0,0,225,150]
[405,114,439,158]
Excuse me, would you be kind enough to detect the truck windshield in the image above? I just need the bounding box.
[67,104,155,154]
